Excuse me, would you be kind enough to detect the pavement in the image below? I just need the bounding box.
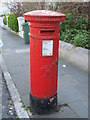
[0,26,89,118]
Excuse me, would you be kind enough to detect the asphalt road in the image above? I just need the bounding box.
[2,73,17,119]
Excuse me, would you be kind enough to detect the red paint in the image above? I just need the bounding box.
[24,10,65,99]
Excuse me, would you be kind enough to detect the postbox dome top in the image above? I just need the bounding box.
[24,10,66,22]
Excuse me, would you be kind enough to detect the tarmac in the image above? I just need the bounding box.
[2,74,17,118]
[0,26,89,118]
[0,66,2,120]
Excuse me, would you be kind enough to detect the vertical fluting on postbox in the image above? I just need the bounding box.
[24,10,66,114]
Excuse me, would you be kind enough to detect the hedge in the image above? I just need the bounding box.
[8,14,18,32]
[60,10,89,49]
[3,15,7,25]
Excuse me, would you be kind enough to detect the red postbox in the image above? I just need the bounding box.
[24,10,65,114]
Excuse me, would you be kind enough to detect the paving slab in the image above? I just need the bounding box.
[1,28,29,50]
[21,94,30,107]
[11,73,29,96]
[89,97,90,119]
[31,106,79,118]
[69,101,88,118]
[2,52,29,69]
[58,60,88,105]
[58,74,88,104]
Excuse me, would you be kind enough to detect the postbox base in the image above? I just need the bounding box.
[30,94,57,115]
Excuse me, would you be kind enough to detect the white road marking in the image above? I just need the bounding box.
[15,48,30,53]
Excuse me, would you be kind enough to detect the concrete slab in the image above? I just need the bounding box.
[8,65,29,76]
[1,28,29,50]
[69,101,88,118]
[58,59,88,105]
[58,74,88,104]
[11,73,29,96]
[21,94,30,107]
[31,106,79,118]
[2,52,29,69]
[89,97,90,119]
[58,59,88,82]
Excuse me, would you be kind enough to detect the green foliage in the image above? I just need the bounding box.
[16,116,19,120]
[0,14,5,17]
[3,15,7,25]
[60,29,79,44]
[20,99,29,111]
[8,14,18,32]
[60,10,89,49]
[74,32,89,49]
[3,14,10,25]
